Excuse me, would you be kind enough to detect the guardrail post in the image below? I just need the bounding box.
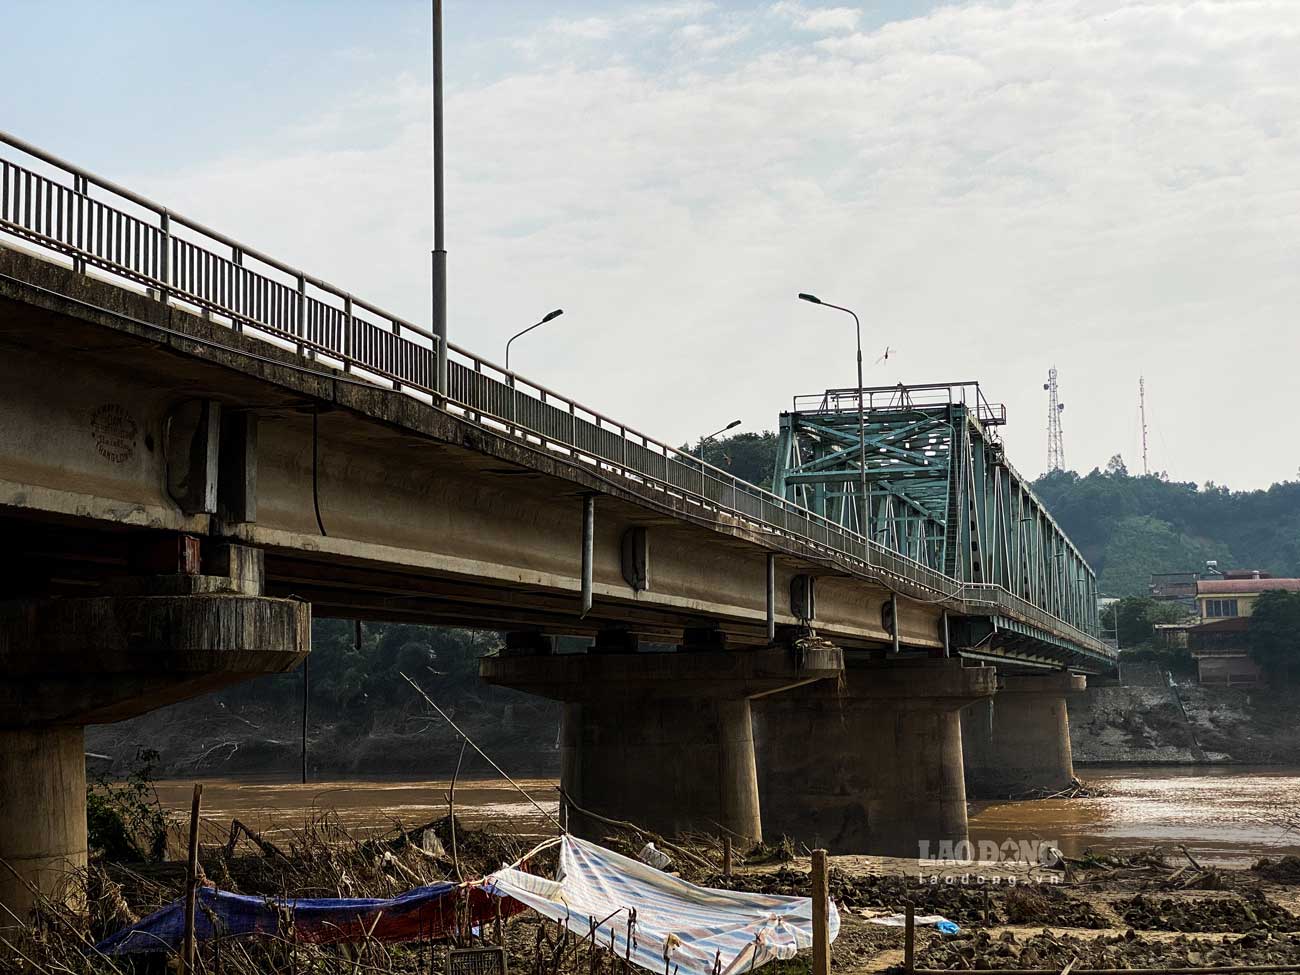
[391,318,402,391]
[231,248,243,333]
[73,175,86,274]
[159,210,171,304]
[296,273,306,358]
[342,294,352,372]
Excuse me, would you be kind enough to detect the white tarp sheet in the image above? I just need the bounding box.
[485,836,839,975]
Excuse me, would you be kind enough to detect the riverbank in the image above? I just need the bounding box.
[144,765,1300,869]
[1067,675,1300,765]
[13,810,1300,974]
[85,663,1300,782]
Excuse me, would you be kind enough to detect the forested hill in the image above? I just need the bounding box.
[694,432,1300,598]
[1033,464,1300,596]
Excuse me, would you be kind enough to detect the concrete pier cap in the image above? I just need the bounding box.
[0,586,309,923]
[961,670,1087,800]
[754,657,996,858]
[481,643,844,844]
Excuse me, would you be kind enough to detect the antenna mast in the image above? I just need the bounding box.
[1044,366,1065,472]
[1140,375,1149,475]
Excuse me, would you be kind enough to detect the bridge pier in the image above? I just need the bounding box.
[481,643,842,843]
[961,672,1086,799]
[753,658,995,857]
[0,727,88,915]
[0,543,309,924]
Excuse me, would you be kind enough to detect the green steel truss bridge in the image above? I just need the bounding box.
[774,382,1103,665]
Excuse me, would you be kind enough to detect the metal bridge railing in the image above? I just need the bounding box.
[793,381,1008,427]
[0,131,1111,663]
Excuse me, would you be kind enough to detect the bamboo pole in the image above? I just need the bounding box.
[811,849,831,975]
[723,837,733,879]
[182,783,203,975]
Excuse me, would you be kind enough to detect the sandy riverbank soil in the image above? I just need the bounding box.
[16,808,1300,974]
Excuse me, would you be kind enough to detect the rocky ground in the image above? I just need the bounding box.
[16,801,1300,975]
[705,847,1300,972]
[86,687,562,778]
[1068,673,1300,765]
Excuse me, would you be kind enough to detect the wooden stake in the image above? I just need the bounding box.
[904,903,915,975]
[723,837,733,879]
[300,653,310,785]
[183,783,203,975]
[811,849,831,975]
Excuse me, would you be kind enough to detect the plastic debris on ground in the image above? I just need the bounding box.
[487,835,839,975]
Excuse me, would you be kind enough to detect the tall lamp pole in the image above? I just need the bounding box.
[431,0,448,395]
[798,293,870,550]
[505,309,564,371]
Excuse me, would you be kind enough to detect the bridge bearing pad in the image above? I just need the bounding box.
[753,657,996,857]
[481,645,843,844]
[0,591,309,923]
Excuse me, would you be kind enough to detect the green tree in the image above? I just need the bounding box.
[1100,596,1192,646]
[1034,467,1300,595]
[1246,591,1300,683]
[1098,515,1224,596]
[684,431,780,490]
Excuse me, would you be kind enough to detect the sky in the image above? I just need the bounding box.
[6,0,1299,489]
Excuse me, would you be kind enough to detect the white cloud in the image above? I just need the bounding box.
[527,2,717,49]
[772,2,862,33]
[675,21,752,52]
[141,0,1300,489]
[549,16,616,40]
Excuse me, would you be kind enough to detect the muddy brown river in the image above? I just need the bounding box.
[151,765,1300,867]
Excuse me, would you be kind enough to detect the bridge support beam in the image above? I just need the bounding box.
[482,644,842,843]
[754,658,995,857]
[961,672,1086,800]
[0,544,309,925]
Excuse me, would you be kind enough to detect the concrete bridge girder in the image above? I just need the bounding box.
[0,247,946,651]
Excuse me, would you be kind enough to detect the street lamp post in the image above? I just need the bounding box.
[505,309,564,371]
[798,293,870,551]
[431,0,448,395]
[698,419,742,460]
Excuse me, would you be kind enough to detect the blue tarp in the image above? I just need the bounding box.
[95,881,492,955]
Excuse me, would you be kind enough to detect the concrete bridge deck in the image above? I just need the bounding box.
[0,242,1110,668]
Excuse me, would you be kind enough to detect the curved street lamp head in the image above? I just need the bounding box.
[701,419,743,447]
[797,292,822,304]
[506,308,566,370]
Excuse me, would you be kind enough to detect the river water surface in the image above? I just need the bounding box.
[152,766,1300,867]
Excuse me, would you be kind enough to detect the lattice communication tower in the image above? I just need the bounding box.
[1044,367,1065,472]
